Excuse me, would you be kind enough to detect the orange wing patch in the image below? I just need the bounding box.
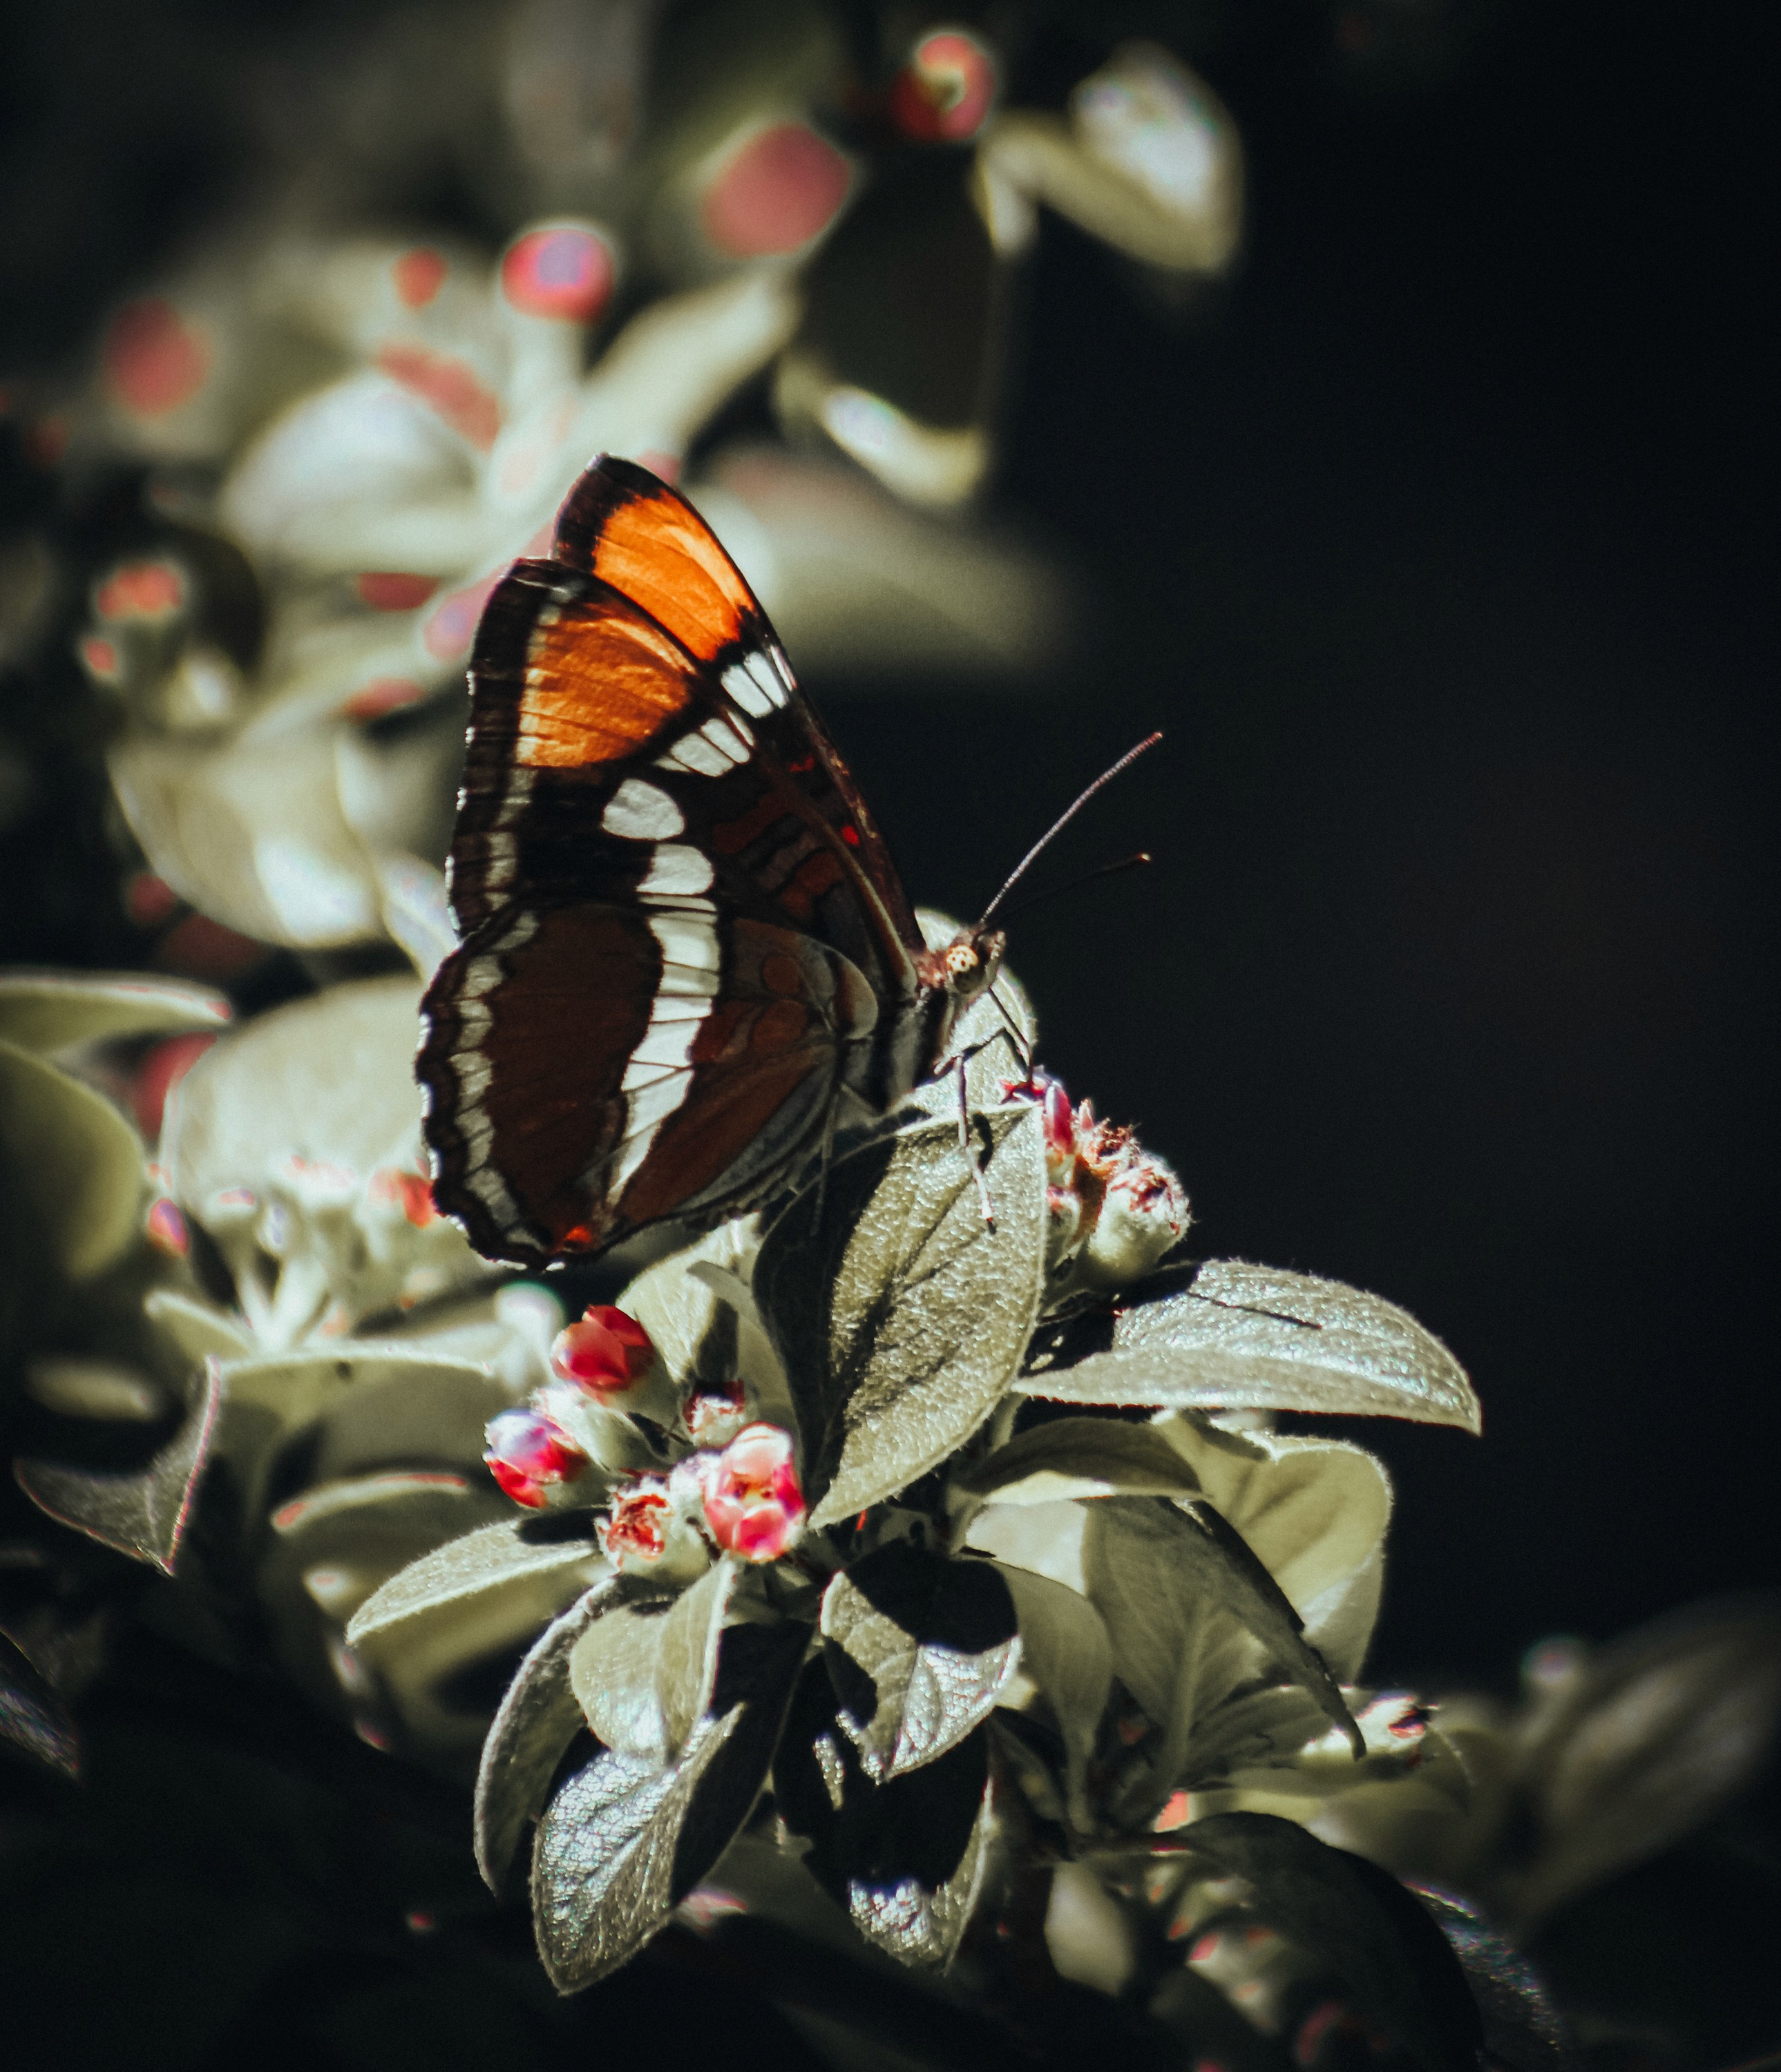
[515,597,701,769]
[553,457,761,662]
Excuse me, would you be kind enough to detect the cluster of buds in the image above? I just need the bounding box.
[1007,1071,1188,1286]
[481,1302,806,1571]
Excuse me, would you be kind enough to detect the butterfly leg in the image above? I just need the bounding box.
[955,1051,996,1227]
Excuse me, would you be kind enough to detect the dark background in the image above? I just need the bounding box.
[2,0,1775,1691]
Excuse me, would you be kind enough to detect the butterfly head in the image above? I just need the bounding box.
[936,925,1007,1004]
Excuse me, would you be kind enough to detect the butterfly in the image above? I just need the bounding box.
[417,455,1011,1267]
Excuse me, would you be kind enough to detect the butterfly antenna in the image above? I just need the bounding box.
[978,732,1163,927]
[1000,850,1152,925]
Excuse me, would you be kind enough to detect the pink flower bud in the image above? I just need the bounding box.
[682,1374,748,1449]
[484,1406,589,1508]
[1004,1071,1077,1185]
[598,1477,672,1564]
[549,1303,654,1398]
[1080,1151,1188,1287]
[701,1423,805,1564]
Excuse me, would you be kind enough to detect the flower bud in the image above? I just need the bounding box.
[1080,1151,1188,1287]
[682,1374,748,1449]
[701,1423,806,1563]
[549,1303,654,1398]
[484,1406,589,1508]
[596,1474,674,1568]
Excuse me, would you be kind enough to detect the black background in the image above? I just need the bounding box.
[3,0,1776,1690]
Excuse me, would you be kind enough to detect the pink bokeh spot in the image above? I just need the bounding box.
[633,448,682,484]
[79,635,120,682]
[341,675,428,722]
[96,560,186,622]
[701,123,852,258]
[701,1423,805,1563]
[891,31,998,143]
[144,1198,190,1258]
[355,571,438,611]
[392,247,448,309]
[132,1032,217,1139]
[106,298,211,416]
[376,344,502,450]
[500,226,614,324]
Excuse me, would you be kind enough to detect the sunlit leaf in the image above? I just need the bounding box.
[532,1620,808,1991]
[0,1037,146,1282]
[1509,1599,1781,1924]
[1085,1496,1360,1789]
[775,1659,993,1968]
[345,1515,607,1657]
[144,1289,252,1364]
[164,975,435,1203]
[568,1560,732,1761]
[956,1417,1202,1506]
[0,971,231,1054]
[990,1562,1111,1820]
[820,1544,1019,1781]
[962,1498,1088,1593]
[1176,1812,1483,2072]
[0,1630,80,1780]
[476,1575,634,1895]
[1020,1260,1478,1432]
[16,1354,223,1575]
[756,1107,1046,1525]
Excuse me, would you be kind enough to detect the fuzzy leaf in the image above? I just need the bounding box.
[569,1560,732,1761]
[991,1562,1112,1818]
[957,1418,1203,1506]
[1085,1497,1360,1781]
[15,1355,223,1574]
[0,971,230,1053]
[821,1545,1019,1782]
[0,1629,80,1779]
[1178,1812,1483,2072]
[165,975,435,1202]
[144,1289,252,1364]
[345,1515,606,1657]
[1511,1600,1781,1923]
[0,1038,145,1281]
[774,1660,993,1968]
[532,1620,807,1991]
[1020,1260,1478,1432]
[1416,1888,1575,2072]
[476,1575,634,1895]
[756,1106,1047,1524]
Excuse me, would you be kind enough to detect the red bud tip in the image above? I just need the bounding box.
[549,1304,653,1397]
[484,1407,587,1507]
[701,1423,805,1563]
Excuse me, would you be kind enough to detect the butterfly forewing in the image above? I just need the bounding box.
[419,456,949,1264]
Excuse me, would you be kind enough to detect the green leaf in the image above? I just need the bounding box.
[0,970,231,1053]
[1020,1260,1479,1432]
[0,1037,146,1281]
[756,1106,1047,1524]
[1156,1417,1393,1685]
[1509,1600,1781,1925]
[164,975,432,1203]
[1084,1496,1360,1788]
[567,1560,734,1760]
[344,1515,607,1658]
[144,1289,252,1364]
[820,1544,1019,1781]
[0,1629,80,1779]
[475,1575,634,1896]
[1174,1812,1483,2072]
[1416,1888,1574,2072]
[15,1354,224,1574]
[990,1562,1112,1821]
[955,1417,1203,1505]
[774,1660,993,1968]
[532,1620,808,1991]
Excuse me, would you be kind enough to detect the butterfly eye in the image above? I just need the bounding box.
[946,943,978,977]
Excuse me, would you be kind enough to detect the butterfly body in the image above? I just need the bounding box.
[419,456,1002,1267]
